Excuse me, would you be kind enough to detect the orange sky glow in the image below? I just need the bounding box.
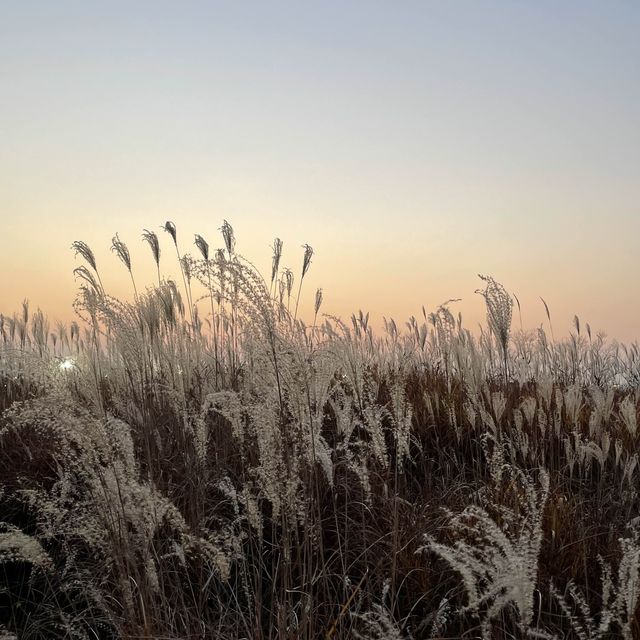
[1,2,639,342]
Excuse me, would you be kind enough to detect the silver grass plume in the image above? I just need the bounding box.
[285,269,294,298]
[111,234,132,272]
[163,220,178,246]
[418,466,550,638]
[71,240,104,291]
[476,275,512,347]
[514,292,522,330]
[142,228,161,285]
[540,296,555,343]
[314,287,323,317]
[197,233,219,363]
[0,524,52,570]
[111,233,137,296]
[301,243,314,279]
[476,275,512,380]
[282,268,294,311]
[142,228,160,267]
[181,255,193,286]
[551,530,640,640]
[165,279,185,318]
[194,234,209,261]
[294,244,314,319]
[350,604,407,640]
[71,240,98,272]
[162,220,193,322]
[73,266,102,295]
[271,237,283,284]
[220,220,235,255]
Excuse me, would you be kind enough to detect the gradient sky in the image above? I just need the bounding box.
[1,1,639,340]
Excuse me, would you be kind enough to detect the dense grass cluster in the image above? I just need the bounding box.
[1,222,639,639]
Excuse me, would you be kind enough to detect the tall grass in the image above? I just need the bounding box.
[1,222,639,639]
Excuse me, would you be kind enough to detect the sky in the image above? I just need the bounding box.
[1,1,639,341]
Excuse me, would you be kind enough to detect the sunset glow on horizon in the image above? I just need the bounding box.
[1,2,639,341]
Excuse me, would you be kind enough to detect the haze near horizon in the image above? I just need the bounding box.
[1,1,639,340]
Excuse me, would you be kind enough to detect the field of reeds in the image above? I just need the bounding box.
[1,221,639,640]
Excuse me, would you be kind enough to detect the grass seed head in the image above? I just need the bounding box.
[220,220,235,255]
[163,220,178,246]
[284,268,294,298]
[73,266,102,295]
[476,274,512,351]
[301,244,313,279]
[271,237,283,283]
[315,287,323,316]
[194,234,209,261]
[71,240,98,272]
[142,229,161,266]
[111,233,132,272]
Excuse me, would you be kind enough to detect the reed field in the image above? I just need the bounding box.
[1,221,639,639]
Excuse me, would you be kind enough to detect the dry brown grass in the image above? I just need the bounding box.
[1,224,639,639]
